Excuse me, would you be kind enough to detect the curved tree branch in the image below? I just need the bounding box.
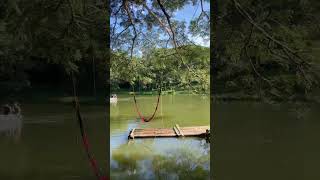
[142,1,172,39]
[232,0,307,66]
[200,0,209,20]
[123,0,137,59]
[156,0,177,48]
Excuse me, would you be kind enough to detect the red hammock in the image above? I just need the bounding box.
[74,101,107,180]
[133,89,161,122]
[72,73,107,180]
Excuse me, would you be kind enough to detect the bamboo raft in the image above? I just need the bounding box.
[128,124,210,139]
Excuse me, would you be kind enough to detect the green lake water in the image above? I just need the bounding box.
[110,94,210,180]
[0,102,108,180]
[0,94,210,180]
[213,102,320,180]
[1,95,319,180]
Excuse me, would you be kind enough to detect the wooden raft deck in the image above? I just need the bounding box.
[128,124,209,139]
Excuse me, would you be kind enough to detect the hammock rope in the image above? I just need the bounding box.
[132,86,161,122]
[71,73,107,180]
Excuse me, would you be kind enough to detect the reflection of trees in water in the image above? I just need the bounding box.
[110,103,120,118]
[0,114,22,141]
[152,147,210,179]
[289,102,314,120]
[111,139,210,180]
[110,115,137,135]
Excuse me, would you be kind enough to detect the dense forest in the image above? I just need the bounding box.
[212,0,320,101]
[111,45,210,93]
[0,0,107,100]
[1,0,319,102]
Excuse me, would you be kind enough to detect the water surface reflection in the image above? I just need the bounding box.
[110,95,210,180]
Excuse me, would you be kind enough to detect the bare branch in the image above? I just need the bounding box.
[155,0,206,85]
[111,4,124,36]
[245,47,273,86]
[232,0,307,66]
[240,21,273,87]
[114,25,130,41]
[156,0,178,48]
[200,0,209,20]
[54,0,64,12]
[123,0,137,59]
[142,1,172,39]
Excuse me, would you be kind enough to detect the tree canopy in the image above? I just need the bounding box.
[110,0,210,93]
[0,0,107,97]
[212,0,320,101]
[111,45,210,93]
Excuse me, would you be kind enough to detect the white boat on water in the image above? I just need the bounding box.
[110,94,118,104]
[0,103,22,136]
[0,103,22,137]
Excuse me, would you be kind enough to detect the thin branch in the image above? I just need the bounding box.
[59,0,75,39]
[140,31,155,44]
[156,0,177,48]
[155,0,205,85]
[180,33,198,46]
[245,47,273,86]
[123,0,137,59]
[142,1,172,39]
[112,4,123,36]
[232,0,306,65]
[241,22,273,86]
[165,38,171,48]
[54,0,64,12]
[200,0,209,20]
[235,1,313,91]
[114,25,130,41]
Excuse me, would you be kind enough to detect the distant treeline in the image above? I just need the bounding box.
[111,45,210,94]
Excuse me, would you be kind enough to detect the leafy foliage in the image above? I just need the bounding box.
[110,0,210,94]
[212,0,320,101]
[0,0,107,97]
[111,45,210,93]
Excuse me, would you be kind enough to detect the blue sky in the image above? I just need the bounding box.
[174,1,210,47]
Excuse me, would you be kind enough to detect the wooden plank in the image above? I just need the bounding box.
[175,124,184,137]
[129,128,135,139]
[173,126,180,137]
[128,126,209,139]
